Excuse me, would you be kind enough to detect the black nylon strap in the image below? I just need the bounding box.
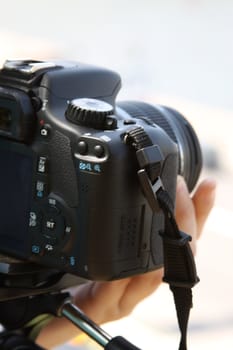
[157,188,199,350]
[157,188,199,288]
[124,126,199,350]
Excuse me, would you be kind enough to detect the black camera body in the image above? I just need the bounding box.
[0,60,201,281]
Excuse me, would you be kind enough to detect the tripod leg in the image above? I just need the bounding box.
[61,302,142,350]
[61,302,111,347]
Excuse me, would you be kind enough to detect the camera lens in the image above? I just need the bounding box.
[117,101,202,192]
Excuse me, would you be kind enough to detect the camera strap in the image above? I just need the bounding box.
[124,127,199,350]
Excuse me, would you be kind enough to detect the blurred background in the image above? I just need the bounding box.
[1,0,233,349]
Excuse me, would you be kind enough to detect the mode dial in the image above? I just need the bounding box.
[65,98,117,130]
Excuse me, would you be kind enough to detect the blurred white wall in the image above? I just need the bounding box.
[1,0,233,108]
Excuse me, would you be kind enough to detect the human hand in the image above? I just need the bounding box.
[175,176,216,255]
[36,176,216,349]
[71,176,216,323]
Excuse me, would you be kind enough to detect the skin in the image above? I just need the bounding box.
[36,176,216,349]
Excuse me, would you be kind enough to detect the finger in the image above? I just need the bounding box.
[74,269,164,323]
[175,176,196,239]
[93,270,163,320]
[192,178,216,238]
[73,279,132,323]
[118,269,164,315]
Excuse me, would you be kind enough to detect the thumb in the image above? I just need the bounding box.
[192,178,216,238]
[175,176,196,237]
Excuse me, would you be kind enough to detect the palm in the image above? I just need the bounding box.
[74,269,163,325]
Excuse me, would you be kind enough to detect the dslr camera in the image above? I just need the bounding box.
[0,60,202,283]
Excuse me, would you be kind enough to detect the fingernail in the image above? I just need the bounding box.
[204,178,217,200]
[204,178,217,190]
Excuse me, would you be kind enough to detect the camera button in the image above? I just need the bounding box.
[47,205,60,216]
[35,180,48,198]
[124,119,136,125]
[44,235,57,243]
[48,197,58,207]
[77,141,88,155]
[94,144,105,158]
[42,215,65,239]
[44,243,55,253]
[37,156,48,173]
[64,225,72,235]
[31,245,41,254]
[40,124,51,137]
[29,211,38,228]
[45,219,56,230]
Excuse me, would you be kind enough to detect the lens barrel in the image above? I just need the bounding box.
[118,101,202,192]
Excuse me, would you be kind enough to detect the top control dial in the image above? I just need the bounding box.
[65,98,117,130]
